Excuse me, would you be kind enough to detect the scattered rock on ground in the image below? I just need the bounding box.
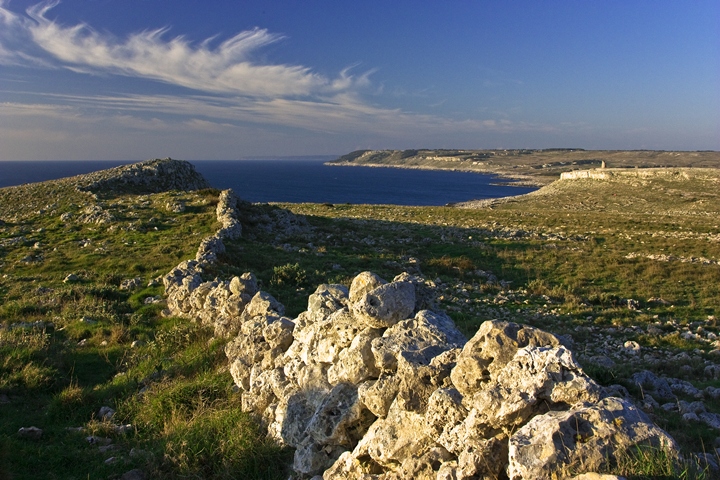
[17,426,43,440]
[63,273,80,283]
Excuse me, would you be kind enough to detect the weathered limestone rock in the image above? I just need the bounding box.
[394,348,459,414]
[357,374,400,418]
[229,272,258,297]
[165,200,185,213]
[17,426,43,440]
[353,402,437,468]
[162,260,679,480]
[215,190,242,239]
[393,271,438,312]
[349,271,386,304]
[508,397,678,480]
[372,309,465,372]
[264,317,295,351]
[327,327,382,385]
[307,284,350,322]
[244,291,285,318]
[463,345,603,436]
[119,277,143,291]
[306,383,375,448]
[290,307,360,367]
[78,204,114,224]
[450,320,561,397]
[352,280,416,328]
[631,370,674,401]
[424,387,468,452]
[453,433,508,479]
[195,235,225,263]
[99,406,115,420]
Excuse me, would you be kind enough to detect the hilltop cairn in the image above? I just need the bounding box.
[75,158,210,196]
[163,201,678,479]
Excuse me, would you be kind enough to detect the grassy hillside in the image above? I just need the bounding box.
[0,177,289,479]
[1,165,720,478]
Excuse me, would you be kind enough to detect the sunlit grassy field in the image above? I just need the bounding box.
[2,167,719,478]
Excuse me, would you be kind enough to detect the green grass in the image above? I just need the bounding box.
[0,184,291,479]
[2,168,720,478]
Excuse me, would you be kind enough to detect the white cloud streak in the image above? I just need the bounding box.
[2,91,556,138]
[17,1,355,97]
[0,0,558,159]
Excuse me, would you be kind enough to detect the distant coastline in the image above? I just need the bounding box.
[327,149,720,186]
[325,160,542,187]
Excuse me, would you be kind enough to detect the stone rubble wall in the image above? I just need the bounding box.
[163,187,246,329]
[162,198,678,479]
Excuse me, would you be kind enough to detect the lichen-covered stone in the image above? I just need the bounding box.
[352,280,416,329]
[162,262,679,480]
[508,397,679,480]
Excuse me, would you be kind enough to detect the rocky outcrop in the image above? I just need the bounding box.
[75,158,210,196]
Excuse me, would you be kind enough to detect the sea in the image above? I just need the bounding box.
[0,157,535,206]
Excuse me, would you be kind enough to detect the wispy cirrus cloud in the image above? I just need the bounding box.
[2,0,367,97]
[0,0,559,160]
[3,90,558,138]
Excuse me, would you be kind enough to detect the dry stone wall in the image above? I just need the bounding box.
[163,192,679,479]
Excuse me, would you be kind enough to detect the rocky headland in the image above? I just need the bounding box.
[327,149,720,186]
[74,157,210,196]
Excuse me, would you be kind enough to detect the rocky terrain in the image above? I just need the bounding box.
[167,266,679,479]
[2,158,719,479]
[328,149,720,186]
[159,181,693,479]
[75,157,211,197]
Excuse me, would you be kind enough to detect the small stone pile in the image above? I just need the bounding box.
[162,195,678,479]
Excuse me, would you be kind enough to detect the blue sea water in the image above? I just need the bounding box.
[0,158,535,206]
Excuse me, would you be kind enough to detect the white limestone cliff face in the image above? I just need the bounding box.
[559,167,696,181]
[162,193,678,479]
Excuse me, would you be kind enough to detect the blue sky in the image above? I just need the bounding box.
[0,0,718,160]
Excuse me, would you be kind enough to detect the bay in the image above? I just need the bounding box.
[192,158,534,205]
[0,157,535,205]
